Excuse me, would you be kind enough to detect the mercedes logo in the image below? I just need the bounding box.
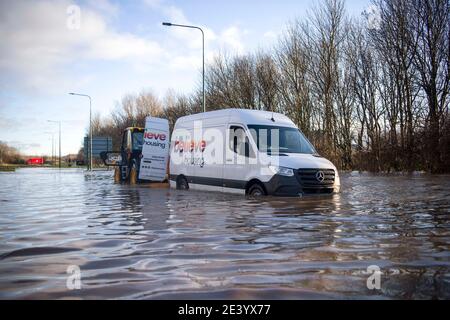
[316,171,325,182]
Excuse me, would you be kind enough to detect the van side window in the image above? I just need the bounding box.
[229,126,255,158]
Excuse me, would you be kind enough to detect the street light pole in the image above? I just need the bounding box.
[162,22,206,113]
[69,93,93,171]
[45,132,55,166]
[47,120,61,169]
[59,121,61,169]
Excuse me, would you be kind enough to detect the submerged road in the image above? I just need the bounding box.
[0,168,449,299]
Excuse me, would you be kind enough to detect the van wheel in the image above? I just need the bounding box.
[177,176,189,190]
[248,183,266,197]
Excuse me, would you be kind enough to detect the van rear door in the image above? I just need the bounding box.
[139,117,170,182]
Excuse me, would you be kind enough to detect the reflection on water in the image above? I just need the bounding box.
[0,168,449,299]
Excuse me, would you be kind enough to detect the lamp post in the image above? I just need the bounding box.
[44,132,55,166]
[69,93,93,171]
[47,120,61,169]
[162,22,206,113]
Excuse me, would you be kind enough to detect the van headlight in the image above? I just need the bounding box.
[269,165,294,177]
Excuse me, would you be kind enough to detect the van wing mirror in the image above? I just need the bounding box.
[100,151,122,166]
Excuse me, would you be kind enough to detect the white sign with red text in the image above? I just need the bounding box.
[139,117,170,182]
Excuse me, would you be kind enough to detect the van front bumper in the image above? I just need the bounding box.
[263,174,337,197]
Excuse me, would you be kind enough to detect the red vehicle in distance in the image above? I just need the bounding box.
[26,157,44,165]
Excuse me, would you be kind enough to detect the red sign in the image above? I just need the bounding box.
[26,158,44,165]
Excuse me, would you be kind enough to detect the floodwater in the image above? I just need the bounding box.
[0,168,449,300]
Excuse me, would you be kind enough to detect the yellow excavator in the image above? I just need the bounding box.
[100,117,170,186]
[101,127,144,184]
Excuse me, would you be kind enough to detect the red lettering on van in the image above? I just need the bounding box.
[200,140,206,152]
[174,140,206,153]
[145,132,166,141]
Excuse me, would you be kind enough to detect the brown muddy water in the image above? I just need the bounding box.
[0,168,449,299]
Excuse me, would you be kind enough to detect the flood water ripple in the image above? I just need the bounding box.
[0,168,449,299]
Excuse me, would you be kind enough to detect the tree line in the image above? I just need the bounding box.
[0,141,23,164]
[91,0,449,173]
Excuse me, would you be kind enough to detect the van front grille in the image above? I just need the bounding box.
[296,169,335,189]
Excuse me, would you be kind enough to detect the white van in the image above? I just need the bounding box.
[169,109,340,196]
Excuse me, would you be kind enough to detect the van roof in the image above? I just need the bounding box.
[175,108,296,128]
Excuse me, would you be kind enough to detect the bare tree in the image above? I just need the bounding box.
[371,0,421,170]
[89,0,449,173]
[255,53,279,111]
[306,0,346,162]
[410,0,450,172]
[276,21,313,135]
[0,141,22,164]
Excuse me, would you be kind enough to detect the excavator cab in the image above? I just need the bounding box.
[100,127,144,183]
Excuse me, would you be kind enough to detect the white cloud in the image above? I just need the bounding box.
[169,54,202,71]
[160,5,217,50]
[86,33,162,60]
[86,0,120,17]
[0,117,20,131]
[220,26,245,54]
[144,0,247,56]
[7,141,42,155]
[0,0,249,100]
[143,0,164,9]
[0,0,265,155]
[0,0,163,93]
[264,31,278,40]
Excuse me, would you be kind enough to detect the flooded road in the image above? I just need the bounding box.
[0,168,449,299]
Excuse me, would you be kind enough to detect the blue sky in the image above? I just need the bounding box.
[0,0,370,156]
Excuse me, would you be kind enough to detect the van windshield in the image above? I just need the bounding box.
[247,125,316,155]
